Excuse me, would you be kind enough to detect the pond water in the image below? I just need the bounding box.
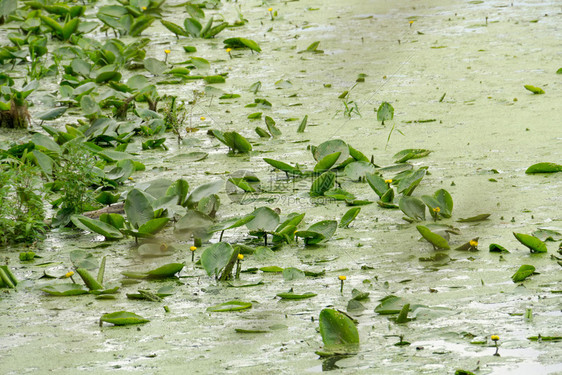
[1,0,561,374]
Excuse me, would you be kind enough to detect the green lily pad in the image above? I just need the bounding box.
[318,308,359,355]
[457,214,491,222]
[489,243,509,253]
[393,148,431,163]
[512,265,536,282]
[525,162,562,174]
[100,311,150,326]
[260,266,284,272]
[207,300,252,312]
[310,171,336,197]
[41,283,89,296]
[146,263,184,277]
[417,225,450,249]
[201,242,237,279]
[376,102,394,124]
[70,215,124,240]
[339,207,361,228]
[344,161,376,180]
[524,85,544,94]
[399,196,426,222]
[513,232,547,253]
[277,291,317,300]
[374,295,408,315]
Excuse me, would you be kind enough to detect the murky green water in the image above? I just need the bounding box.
[1,0,561,373]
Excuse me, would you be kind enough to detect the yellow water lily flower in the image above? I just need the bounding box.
[268,7,273,12]
[491,335,499,341]
[338,275,346,281]
[385,179,393,184]
[433,207,441,213]
[190,246,197,251]
[469,240,478,247]
[164,49,171,54]
[200,116,206,121]
[237,254,244,260]
[65,271,74,278]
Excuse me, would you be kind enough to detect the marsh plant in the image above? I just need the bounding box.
[0,161,47,244]
[52,143,103,226]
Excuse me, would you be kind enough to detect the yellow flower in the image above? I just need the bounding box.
[409,20,414,25]
[141,6,147,10]
[226,48,232,53]
[65,271,74,278]
[268,7,273,12]
[491,335,499,341]
[338,275,346,281]
[164,49,171,54]
[469,240,478,247]
[237,254,244,260]
[190,246,197,252]
[200,116,206,121]
[433,207,441,213]
[384,179,392,184]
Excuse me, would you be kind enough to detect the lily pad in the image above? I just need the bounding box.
[524,85,544,94]
[41,283,89,296]
[344,161,376,181]
[393,149,431,163]
[70,215,124,240]
[489,243,509,253]
[339,207,361,228]
[318,308,359,355]
[525,162,562,174]
[512,265,536,283]
[207,300,252,312]
[100,311,150,326]
[457,214,491,222]
[513,232,547,253]
[201,242,238,280]
[417,225,450,249]
[374,295,408,315]
[399,196,426,222]
[277,291,317,300]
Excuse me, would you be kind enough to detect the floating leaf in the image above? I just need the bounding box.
[146,263,184,278]
[282,268,305,281]
[512,265,536,282]
[399,196,426,222]
[417,225,450,249]
[315,139,349,166]
[457,214,491,222]
[489,243,509,253]
[263,158,301,176]
[76,268,103,290]
[71,215,124,240]
[277,291,317,300]
[100,311,149,326]
[525,162,562,174]
[207,300,252,312]
[201,242,237,279]
[124,189,154,228]
[513,232,547,253]
[264,116,282,136]
[393,149,431,163]
[318,309,359,355]
[246,207,280,232]
[339,207,361,228]
[344,161,376,180]
[41,283,89,296]
[38,107,67,121]
[524,85,544,94]
[376,102,394,124]
[374,295,407,315]
[310,171,335,197]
